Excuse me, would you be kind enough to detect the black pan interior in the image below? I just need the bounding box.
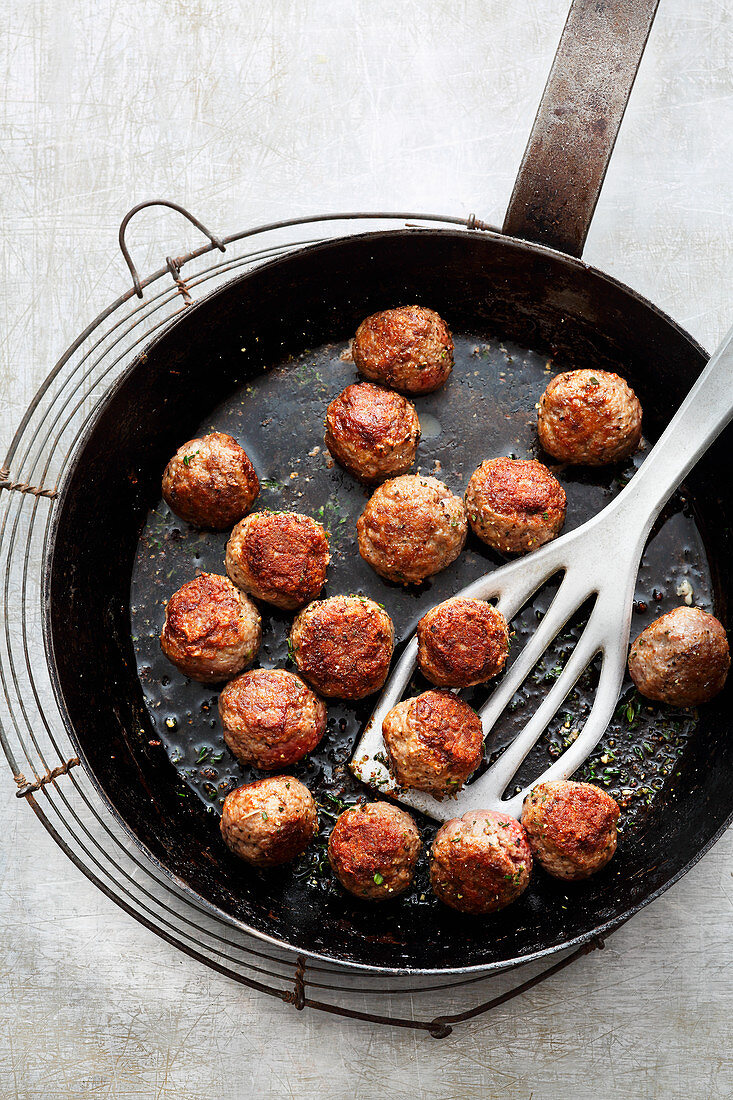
[45,230,733,972]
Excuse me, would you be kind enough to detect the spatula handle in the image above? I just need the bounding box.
[616,325,733,540]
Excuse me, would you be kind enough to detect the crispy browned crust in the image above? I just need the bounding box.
[521,780,620,881]
[160,573,261,682]
[226,511,330,610]
[628,606,730,707]
[352,305,453,395]
[537,369,642,466]
[220,776,318,866]
[357,475,467,584]
[382,690,484,797]
[430,810,533,914]
[327,802,421,901]
[290,595,394,699]
[324,382,420,484]
[417,597,509,687]
[465,457,566,554]
[162,431,259,529]
[218,669,327,769]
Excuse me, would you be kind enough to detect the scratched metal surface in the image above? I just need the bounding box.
[0,0,732,1097]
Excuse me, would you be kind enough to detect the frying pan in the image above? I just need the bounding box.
[43,0,733,974]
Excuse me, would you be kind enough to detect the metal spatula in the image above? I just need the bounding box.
[350,326,733,821]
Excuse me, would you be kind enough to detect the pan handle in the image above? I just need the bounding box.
[118,200,226,298]
[503,0,659,258]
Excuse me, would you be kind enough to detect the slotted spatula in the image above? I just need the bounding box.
[350,326,733,821]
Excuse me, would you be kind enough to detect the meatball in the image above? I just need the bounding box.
[465,457,566,554]
[289,595,394,700]
[430,810,532,914]
[417,597,509,688]
[160,573,261,683]
[218,669,327,769]
[521,780,620,881]
[226,511,330,610]
[357,475,467,584]
[352,305,453,395]
[382,690,484,797]
[162,431,259,529]
[327,802,421,901]
[628,605,730,707]
[220,776,318,867]
[325,382,420,484]
[537,368,642,466]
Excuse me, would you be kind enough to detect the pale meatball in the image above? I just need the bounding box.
[357,475,467,584]
[465,457,566,554]
[352,305,453,395]
[160,573,261,683]
[538,369,642,466]
[628,605,730,707]
[522,780,620,881]
[325,382,420,484]
[162,431,259,529]
[382,690,484,798]
[430,810,532,914]
[220,776,318,867]
[327,802,421,901]
[417,597,509,688]
[226,511,330,610]
[289,595,394,700]
[218,669,327,769]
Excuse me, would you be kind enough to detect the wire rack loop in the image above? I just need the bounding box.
[118,200,226,299]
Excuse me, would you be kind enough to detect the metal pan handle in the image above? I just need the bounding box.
[503,0,659,257]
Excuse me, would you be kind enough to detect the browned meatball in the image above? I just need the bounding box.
[289,595,394,700]
[218,669,327,769]
[162,431,259,529]
[628,606,730,707]
[327,802,421,901]
[382,690,484,797]
[352,305,453,395]
[521,780,620,881]
[430,810,532,914]
[325,382,420,484]
[226,511,330,610]
[160,573,261,683]
[538,369,642,466]
[357,475,467,584]
[465,457,566,554]
[417,597,509,688]
[220,776,318,866]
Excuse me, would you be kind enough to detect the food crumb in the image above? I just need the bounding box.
[676,577,694,605]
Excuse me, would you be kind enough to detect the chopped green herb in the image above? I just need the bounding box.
[373,872,384,885]
[182,451,199,466]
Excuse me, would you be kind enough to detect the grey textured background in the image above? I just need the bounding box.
[1,1,732,1097]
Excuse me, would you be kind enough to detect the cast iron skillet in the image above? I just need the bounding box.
[43,0,733,973]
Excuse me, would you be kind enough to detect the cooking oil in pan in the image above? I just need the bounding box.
[131,333,710,904]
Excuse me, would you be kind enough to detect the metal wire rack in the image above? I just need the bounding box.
[0,203,609,1037]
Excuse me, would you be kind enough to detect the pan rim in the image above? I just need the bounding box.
[41,224,731,977]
